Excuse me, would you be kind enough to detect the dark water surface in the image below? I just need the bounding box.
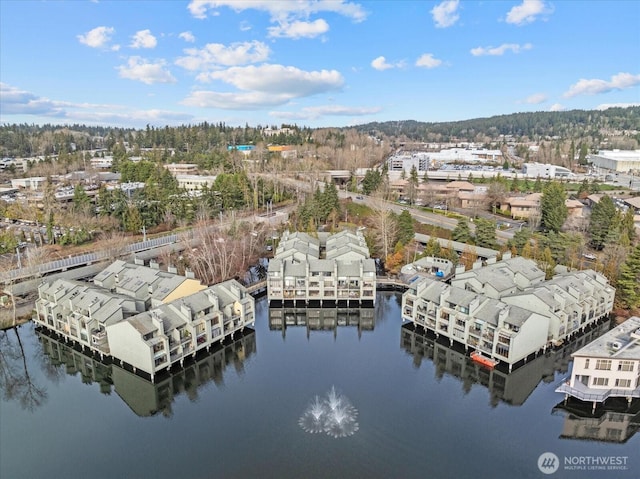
[1,293,637,479]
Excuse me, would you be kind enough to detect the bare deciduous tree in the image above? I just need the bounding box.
[368,196,398,261]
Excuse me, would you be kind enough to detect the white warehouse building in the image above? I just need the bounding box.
[587,149,640,173]
[522,162,573,178]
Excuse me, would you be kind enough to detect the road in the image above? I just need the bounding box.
[343,191,514,243]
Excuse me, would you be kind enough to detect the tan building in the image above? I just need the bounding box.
[164,163,198,176]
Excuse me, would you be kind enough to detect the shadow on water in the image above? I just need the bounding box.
[35,326,256,417]
[0,326,48,411]
[552,397,640,444]
[400,319,613,408]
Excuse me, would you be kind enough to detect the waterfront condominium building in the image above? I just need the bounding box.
[402,257,615,368]
[34,261,255,380]
[556,316,640,407]
[267,230,376,307]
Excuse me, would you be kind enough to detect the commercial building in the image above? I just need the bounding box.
[175,174,217,191]
[387,148,503,174]
[164,163,198,176]
[267,230,376,307]
[402,258,615,369]
[556,316,640,409]
[34,261,254,381]
[522,162,573,178]
[587,150,640,173]
[501,193,584,220]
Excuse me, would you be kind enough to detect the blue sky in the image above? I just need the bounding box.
[1,0,639,129]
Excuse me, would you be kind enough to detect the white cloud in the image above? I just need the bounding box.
[0,83,192,126]
[415,53,442,69]
[183,64,344,110]
[182,91,293,110]
[505,0,551,26]
[117,57,177,84]
[77,26,118,50]
[431,0,460,28]
[524,93,547,104]
[201,64,343,96]
[268,19,329,39]
[0,83,64,116]
[130,29,157,49]
[371,56,404,71]
[470,43,532,56]
[176,41,271,71]
[187,0,367,22]
[549,103,565,112]
[596,102,640,110]
[564,72,640,98]
[187,0,365,39]
[239,21,252,31]
[179,31,196,43]
[270,104,381,120]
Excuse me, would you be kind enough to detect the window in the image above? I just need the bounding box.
[615,379,631,388]
[584,358,590,369]
[496,344,509,357]
[592,377,609,386]
[618,361,634,372]
[595,359,611,370]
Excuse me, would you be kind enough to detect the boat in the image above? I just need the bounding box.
[470,351,498,369]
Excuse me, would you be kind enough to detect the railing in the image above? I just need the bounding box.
[555,379,640,402]
[5,233,179,282]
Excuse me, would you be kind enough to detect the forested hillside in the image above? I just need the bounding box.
[352,107,640,143]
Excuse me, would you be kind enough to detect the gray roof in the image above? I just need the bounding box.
[447,286,476,308]
[572,316,640,360]
[473,298,503,326]
[414,233,498,259]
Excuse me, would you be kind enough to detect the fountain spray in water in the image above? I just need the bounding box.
[298,386,359,438]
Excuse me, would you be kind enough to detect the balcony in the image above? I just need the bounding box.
[91,330,107,345]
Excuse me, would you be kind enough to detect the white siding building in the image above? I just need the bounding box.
[556,316,640,409]
[587,150,640,173]
[34,261,254,381]
[267,230,376,307]
[402,258,615,369]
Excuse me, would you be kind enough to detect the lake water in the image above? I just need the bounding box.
[1,293,637,479]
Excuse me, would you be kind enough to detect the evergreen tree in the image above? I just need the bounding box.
[540,181,567,233]
[589,195,617,250]
[407,165,419,205]
[452,218,472,243]
[509,229,532,255]
[617,243,640,309]
[396,210,414,245]
[533,176,543,193]
[621,208,637,243]
[474,218,497,249]
[72,184,91,215]
[361,169,382,195]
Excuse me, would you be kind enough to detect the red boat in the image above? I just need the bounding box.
[470,351,498,369]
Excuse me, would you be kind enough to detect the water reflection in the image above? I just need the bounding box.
[298,386,360,438]
[36,327,256,417]
[0,327,48,411]
[401,320,612,408]
[269,307,374,339]
[553,399,640,443]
